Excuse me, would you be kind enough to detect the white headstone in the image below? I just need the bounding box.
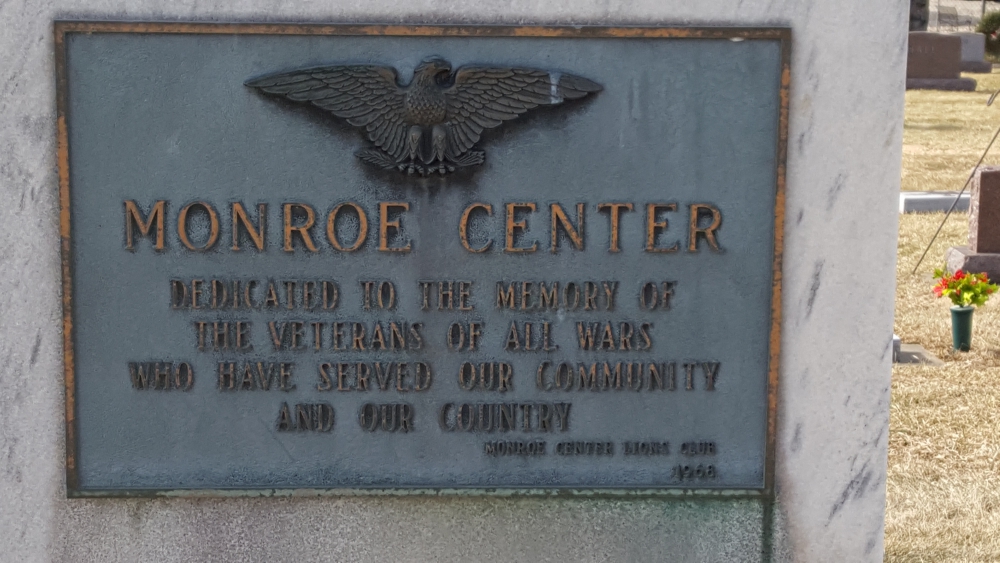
[954,32,992,72]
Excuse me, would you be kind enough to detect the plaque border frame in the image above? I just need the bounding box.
[55,21,790,499]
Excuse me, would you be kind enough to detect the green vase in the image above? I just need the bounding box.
[951,306,974,352]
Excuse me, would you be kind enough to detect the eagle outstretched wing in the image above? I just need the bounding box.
[245,66,410,160]
[443,67,602,157]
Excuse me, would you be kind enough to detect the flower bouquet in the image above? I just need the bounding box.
[932,268,998,351]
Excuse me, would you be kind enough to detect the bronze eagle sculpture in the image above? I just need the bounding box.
[245,58,602,176]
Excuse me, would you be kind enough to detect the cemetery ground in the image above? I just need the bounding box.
[886,70,1000,561]
[903,71,1000,192]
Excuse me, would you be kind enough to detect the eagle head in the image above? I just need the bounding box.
[414,57,453,85]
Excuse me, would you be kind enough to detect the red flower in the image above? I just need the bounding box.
[933,268,999,306]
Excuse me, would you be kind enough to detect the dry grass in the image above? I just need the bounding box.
[903,70,1000,192]
[886,213,1000,562]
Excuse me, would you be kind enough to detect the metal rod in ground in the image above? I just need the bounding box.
[911,91,1000,275]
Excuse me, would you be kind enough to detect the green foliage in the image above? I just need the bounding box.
[977,11,1000,35]
[933,268,999,308]
[986,37,1000,63]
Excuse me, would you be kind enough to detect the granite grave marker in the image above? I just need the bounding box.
[907,31,977,90]
[947,166,1000,279]
[955,32,992,73]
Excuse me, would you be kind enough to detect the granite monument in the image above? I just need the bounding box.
[907,31,976,91]
[947,166,1000,280]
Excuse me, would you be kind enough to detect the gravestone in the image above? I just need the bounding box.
[907,32,977,90]
[0,2,902,562]
[955,32,993,73]
[899,191,970,213]
[946,166,1000,280]
[970,168,1000,253]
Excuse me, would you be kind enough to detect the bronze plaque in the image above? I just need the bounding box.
[57,22,789,496]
